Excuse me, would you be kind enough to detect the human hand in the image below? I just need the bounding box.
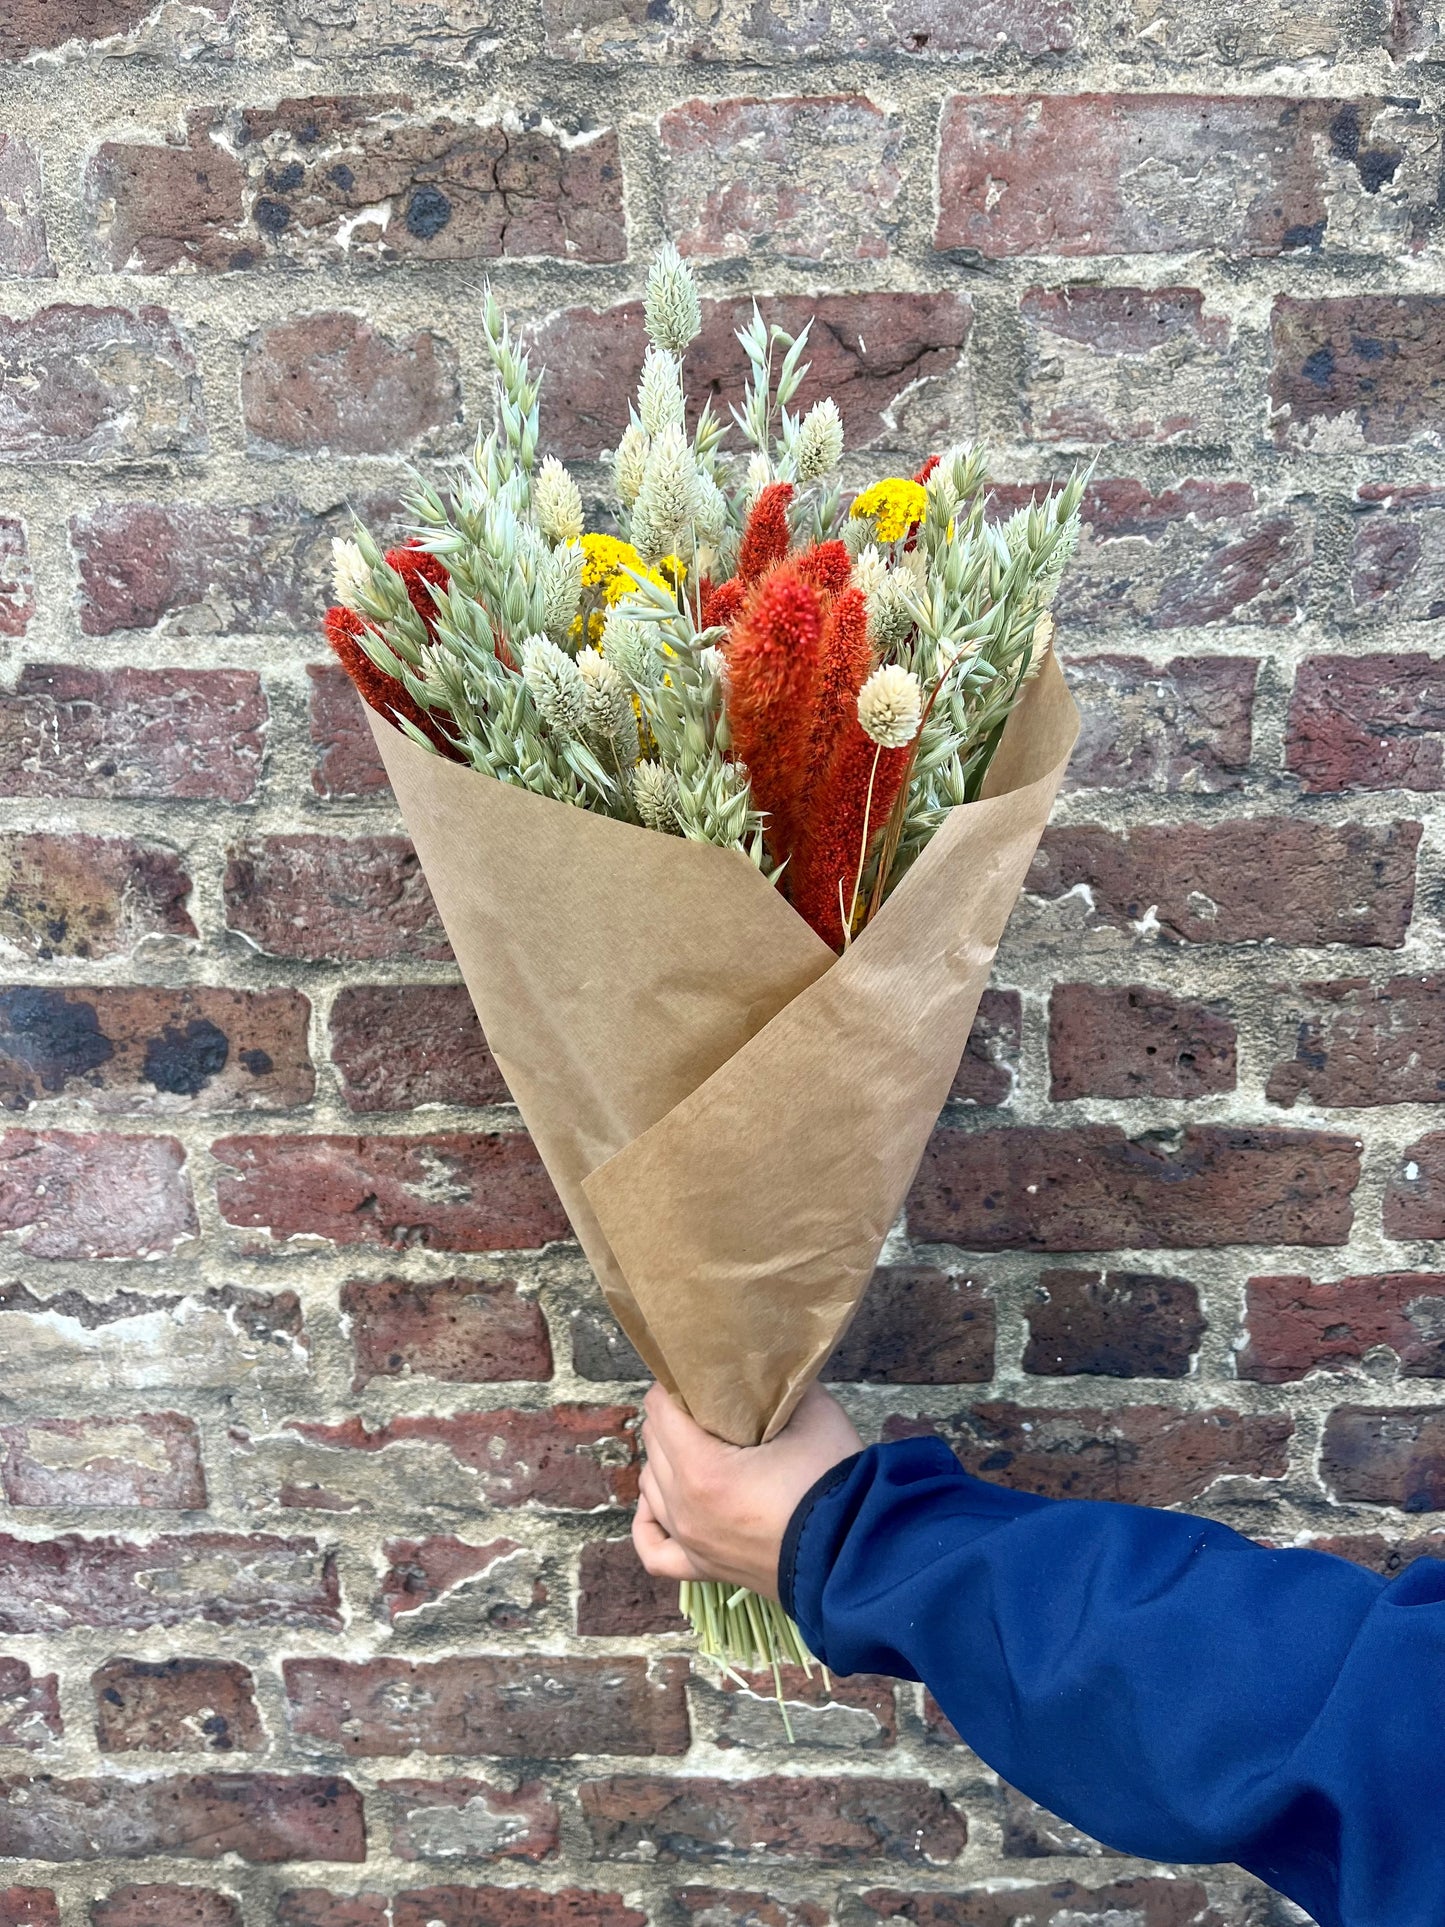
[633,1381,862,1601]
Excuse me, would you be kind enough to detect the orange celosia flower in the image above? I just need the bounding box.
[700,577,746,632]
[789,722,910,951]
[325,605,460,760]
[912,453,941,487]
[725,562,823,862]
[804,585,872,797]
[385,542,450,634]
[736,482,794,585]
[795,540,853,596]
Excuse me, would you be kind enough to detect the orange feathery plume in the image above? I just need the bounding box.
[788,722,911,951]
[795,540,853,596]
[725,562,823,862]
[912,454,941,486]
[803,584,873,789]
[736,482,794,585]
[700,576,747,633]
[384,542,450,635]
[324,605,460,760]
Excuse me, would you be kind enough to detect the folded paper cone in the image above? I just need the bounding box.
[369,651,1079,1446]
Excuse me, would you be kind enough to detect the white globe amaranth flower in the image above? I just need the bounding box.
[613,424,649,509]
[638,348,686,437]
[331,537,371,610]
[633,759,681,832]
[839,513,872,559]
[857,663,922,749]
[794,398,843,483]
[744,451,773,501]
[864,571,916,650]
[850,544,888,598]
[533,455,584,546]
[539,539,584,641]
[601,609,663,689]
[644,242,703,355]
[632,421,702,562]
[521,633,588,739]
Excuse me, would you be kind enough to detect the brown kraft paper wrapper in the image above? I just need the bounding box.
[368,650,1079,1448]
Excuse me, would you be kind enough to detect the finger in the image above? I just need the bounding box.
[638,1461,673,1536]
[632,1490,707,1581]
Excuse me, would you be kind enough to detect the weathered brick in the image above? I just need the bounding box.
[1322,1406,1445,1511]
[1020,287,1239,445]
[854,1879,1228,1926]
[244,1405,636,1513]
[1023,1269,1207,1378]
[0,1533,340,1634]
[1110,0,1368,61]
[888,1403,1290,1505]
[276,1897,387,1927]
[285,1655,688,1758]
[1286,653,1445,793]
[0,1131,197,1260]
[392,1892,644,1927]
[546,0,1075,59]
[381,1535,542,1630]
[1299,1530,1445,1576]
[569,1306,647,1381]
[1026,820,1419,947]
[0,1893,58,1927]
[1384,1133,1445,1240]
[938,95,1424,258]
[329,986,508,1111]
[536,292,973,462]
[0,1775,364,1864]
[94,1659,263,1754]
[947,990,1020,1106]
[0,1413,206,1507]
[0,831,195,961]
[1272,295,1445,449]
[88,101,624,272]
[911,1124,1360,1250]
[1064,655,1257,793]
[309,665,388,799]
[225,836,447,964]
[0,306,205,461]
[281,0,500,59]
[0,0,230,58]
[213,1133,567,1253]
[0,521,33,640]
[1350,487,1445,623]
[73,497,399,638]
[1240,1271,1445,1382]
[580,1775,966,1864]
[0,1659,62,1749]
[1049,984,1237,1100]
[1393,0,1445,55]
[703,1666,896,1752]
[1267,975,1445,1107]
[343,1276,551,1388]
[576,1538,688,1636]
[0,137,52,278]
[0,1281,306,1398]
[242,313,459,458]
[995,1785,1105,1859]
[823,1266,995,1384]
[668,1892,827,1927]
[90,1888,241,1927]
[378,1779,559,1861]
[661,96,903,263]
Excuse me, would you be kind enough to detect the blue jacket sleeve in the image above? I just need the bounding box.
[779,1437,1445,1927]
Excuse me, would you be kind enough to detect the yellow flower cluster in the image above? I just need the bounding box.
[849,478,927,543]
[577,534,680,643]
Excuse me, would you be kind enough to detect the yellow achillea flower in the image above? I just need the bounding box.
[849,478,928,543]
[576,533,678,643]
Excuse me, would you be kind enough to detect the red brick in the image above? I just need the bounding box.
[576,1538,688,1636]
[1384,1133,1445,1239]
[0,1131,196,1260]
[0,521,33,640]
[258,1404,636,1511]
[378,1779,559,1861]
[546,0,1074,58]
[1272,295,1445,449]
[1,1414,205,1507]
[1027,819,1419,947]
[285,1655,688,1759]
[381,1535,540,1628]
[995,1784,1105,1858]
[580,1775,966,1864]
[276,1897,388,1927]
[392,1892,644,1927]
[0,1774,364,1864]
[911,1124,1360,1251]
[1064,655,1256,793]
[1267,974,1445,1106]
[329,986,508,1111]
[1393,0,1445,55]
[0,985,313,1116]
[88,100,624,272]
[1049,984,1237,1100]
[661,96,903,263]
[1322,1406,1445,1511]
[0,831,195,961]
[0,138,51,279]
[241,313,460,458]
[1023,1269,1206,1378]
[93,1659,262,1754]
[1241,1271,1445,1382]
[0,0,229,57]
[225,836,447,963]
[0,666,264,802]
[888,1403,1290,1505]
[855,1879,1226,1926]
[0,1533,340,1633]
[0,1893,58,1927]
[72,497,399,638]
[90,1889,241,1927]
[0,1659,62,1749]
[1020,287,1238,445]
[309,664,388,800]
[1297,1530,1445,1577]
[669,1892,827,1927]
[213,1133,566,1253]
[536,292,972,462]
[0,306,205,462]
[938,94,1417,258]
[1286,653,1445,792]
[343,1276,551,1388]
[705,1666,896,1751]
[947,990,1020,1106]
[823,1266,994,1384]
[1350,487,1445,624]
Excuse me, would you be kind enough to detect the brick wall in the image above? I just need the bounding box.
[1,1,1443,1921]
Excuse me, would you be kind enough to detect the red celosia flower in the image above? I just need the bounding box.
[736,482,795,585]
[912,454,941,487]
[324,605,460,760]
[385,542,449,635]
[789,722,910,951]
[701,577,747,632]
[804,585,872,794]
[795,540,853,597]
[725,562,823,862]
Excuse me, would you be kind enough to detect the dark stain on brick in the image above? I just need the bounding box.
[239,1048,274,1077]
[267,162,305,192]
[143,1020,229,1098]
[253,198,291,235]
[0,989,114,1105]
[405,186,451,239]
